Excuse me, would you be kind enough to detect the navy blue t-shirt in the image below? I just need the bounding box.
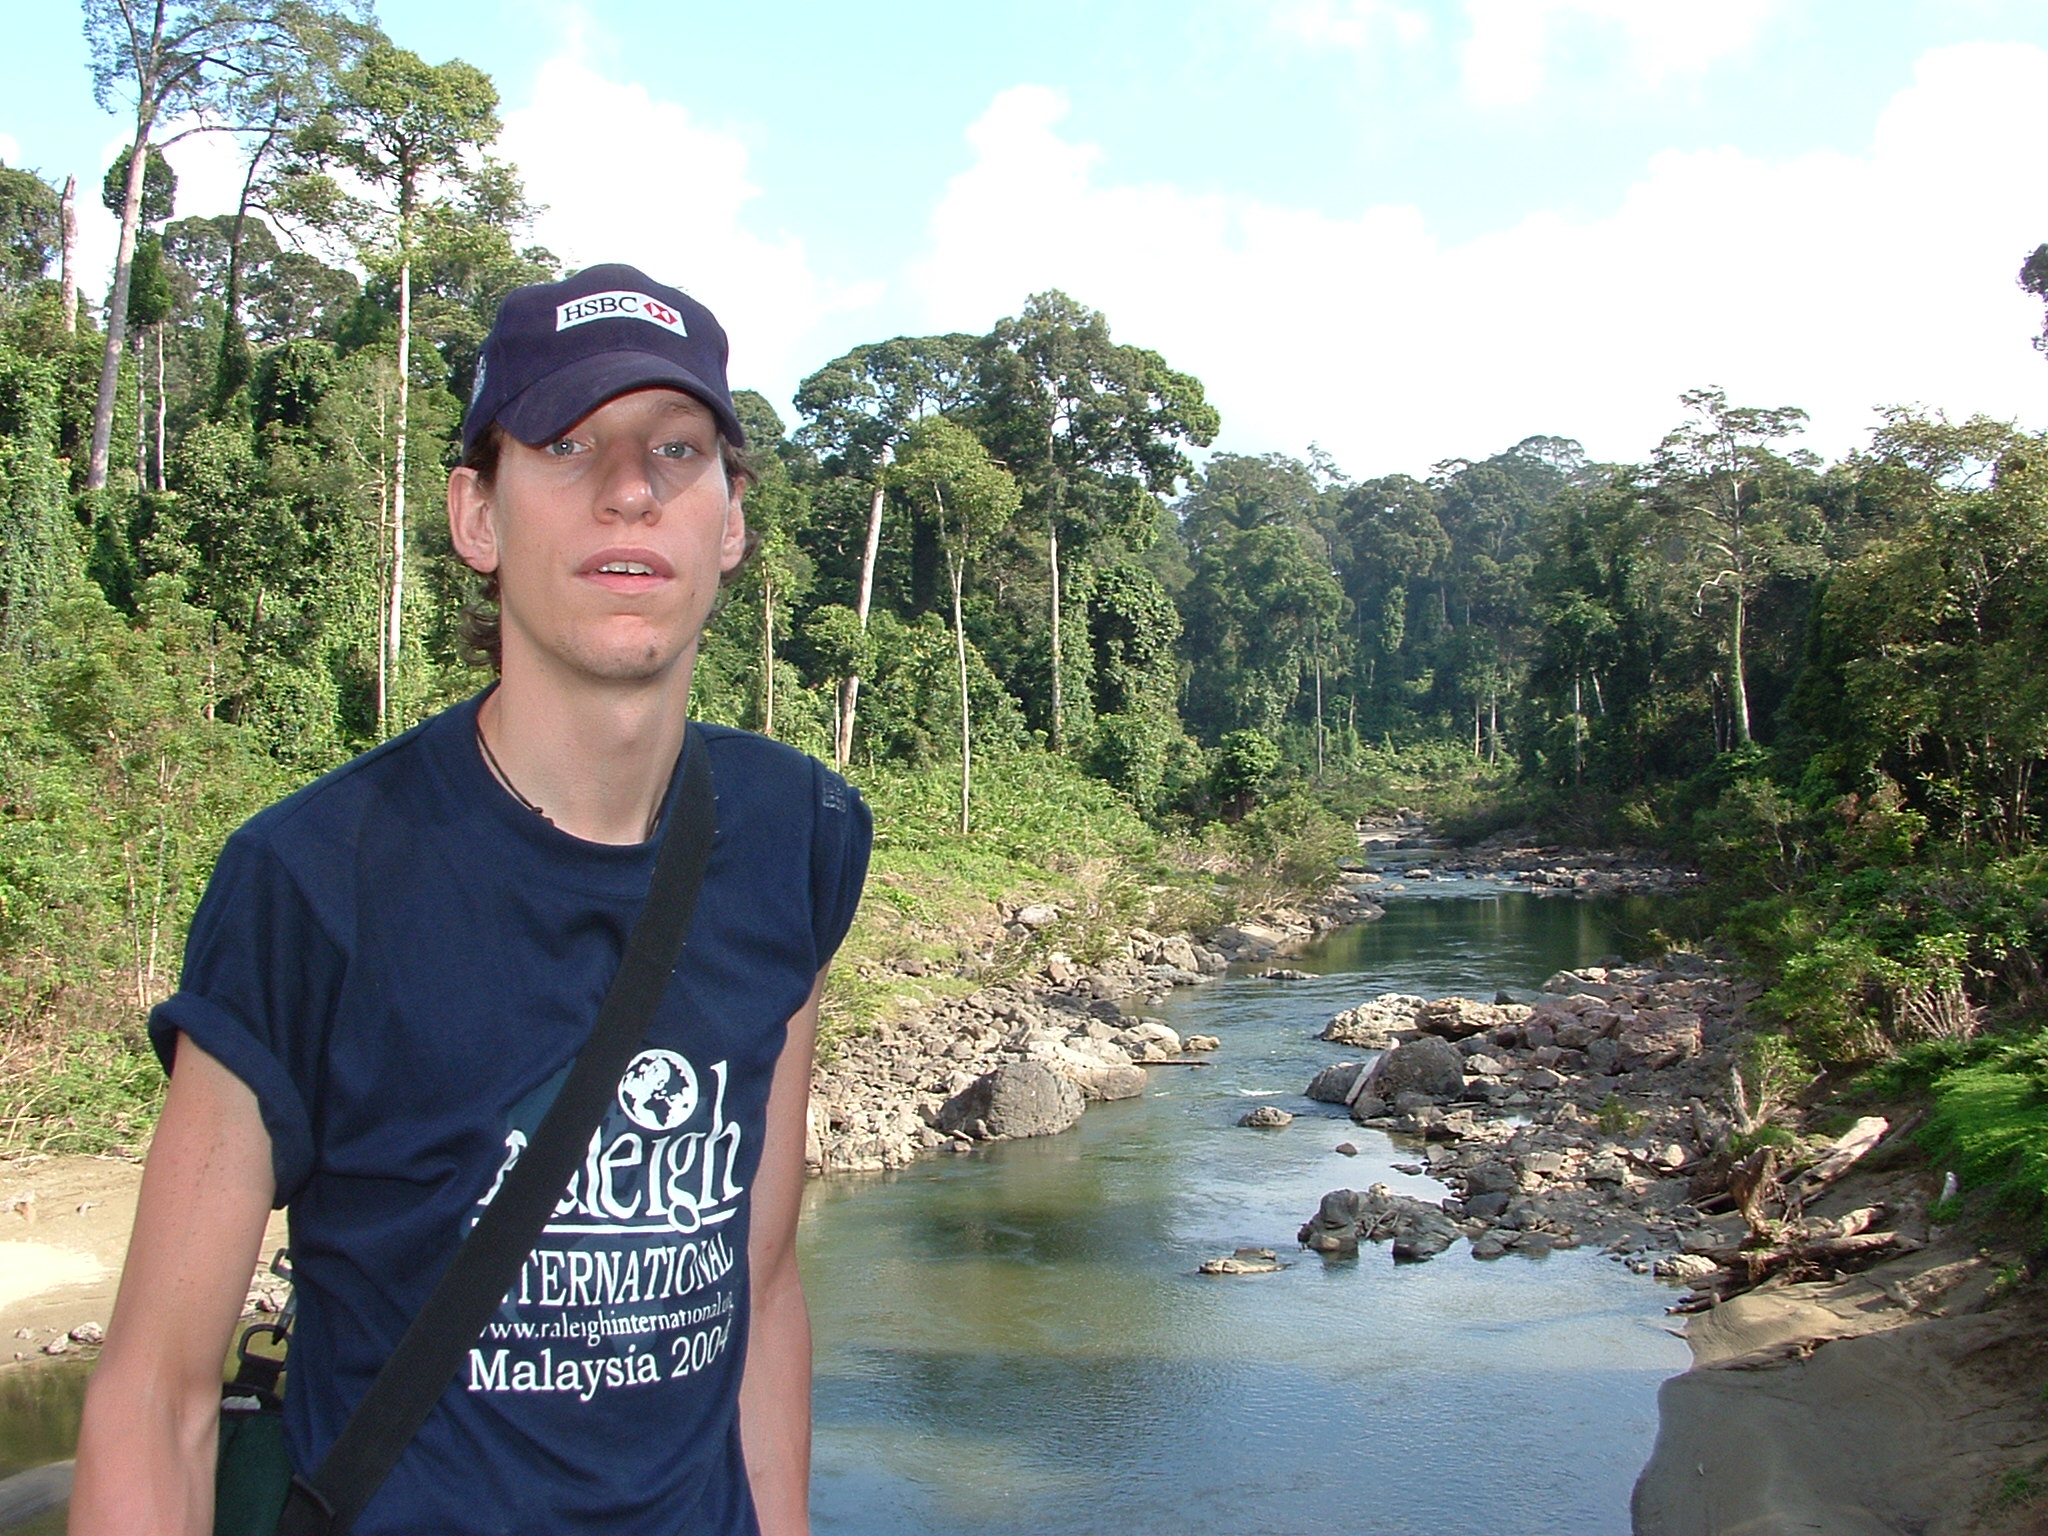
[148,695,870,1536]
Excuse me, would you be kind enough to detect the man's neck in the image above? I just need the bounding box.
[478,660,695,846]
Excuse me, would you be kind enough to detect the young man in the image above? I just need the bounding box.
[70,264,869,1536]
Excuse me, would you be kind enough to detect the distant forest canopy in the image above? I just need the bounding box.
[3,8,2048,868]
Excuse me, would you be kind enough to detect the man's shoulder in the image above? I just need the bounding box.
[234,701,468,857]
[695,723,857,808]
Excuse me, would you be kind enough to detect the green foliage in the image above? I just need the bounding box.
[102,144,177,226]
[0,160,62,292]
[1921,1028,2048,1233]
[1221,788,1357,890]
[1212,729,1281,806]
[1596,1094,1645,1136]
[0,344,75,651]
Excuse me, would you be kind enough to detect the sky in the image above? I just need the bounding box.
[5,0,2048,477]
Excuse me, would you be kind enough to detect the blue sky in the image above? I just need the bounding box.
[7,0,2048,474]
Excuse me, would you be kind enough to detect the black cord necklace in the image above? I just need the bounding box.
[475,716,665,842]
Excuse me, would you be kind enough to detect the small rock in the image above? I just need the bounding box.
[1262,968,1314,981]
[1199,1247,1284,1275]
[1305,1061,1370,1104]
[68,1321,105,1345]
[1239,1105,1295,1129]
[1584,1154,1630,1184]
[1335,1142,1359,1156]
[1014,903,1060,930]
[40,1338,71,1356]
[1182,1034,1221,1052]
[1654,1253,1720,1282]
[1367,1035,1466,1100]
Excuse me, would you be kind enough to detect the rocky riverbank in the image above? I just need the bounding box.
[1361,809,1698,898]
[1296,958,1764,1265]
[805,878,1387,1173]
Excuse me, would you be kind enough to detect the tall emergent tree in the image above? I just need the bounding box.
[210,4,374,410]
[794,334,977,766]
[80,0,351,492]
[285,40,501,729]
[1647,387,1817,749]
[887,417,1021,834]
[976,291,1216,752]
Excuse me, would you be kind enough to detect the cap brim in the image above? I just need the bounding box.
[493,350,747,448]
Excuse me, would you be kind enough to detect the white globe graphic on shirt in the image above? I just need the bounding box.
[616,1049,700,1131]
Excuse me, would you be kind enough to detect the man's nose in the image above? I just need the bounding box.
[597,444,660,521]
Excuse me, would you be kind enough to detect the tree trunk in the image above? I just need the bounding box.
[1048,525,1063,753]
[1474,699,1482,761]
[134,331,147,486]
[154,326,167,493]
[761,577,776,737]
[88,138,151,494]
[387,257,412,713]
[58,176,77,332]
[1572,674,1584,787]
[1488,695,1499,763]
[215,103,285,414]
[836,479,887,768]
[952,556,972,837]
[375,386,391,735]
[1728,587,1751,746]
[1313,632,1325,779]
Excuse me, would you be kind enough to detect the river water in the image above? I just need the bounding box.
[803,879,1688,1536]
[0,881,1687,1536]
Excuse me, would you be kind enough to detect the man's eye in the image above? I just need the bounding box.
[654,440,698,459]
[545,438,581,456]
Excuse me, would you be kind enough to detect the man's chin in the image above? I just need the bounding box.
[509,631,700,690]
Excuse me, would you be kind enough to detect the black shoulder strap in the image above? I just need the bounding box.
[278,725,717,1536]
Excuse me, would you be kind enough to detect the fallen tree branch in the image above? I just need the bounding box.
[1791,1116,1889,1190]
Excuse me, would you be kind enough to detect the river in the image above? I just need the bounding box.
[802,878,1688,1536]
[0,880,1687,1536]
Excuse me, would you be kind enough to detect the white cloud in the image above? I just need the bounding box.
[1464,0,1777,103]
[498,55,878,404]
[908,45,2048,475]
[1278,0,1429,51]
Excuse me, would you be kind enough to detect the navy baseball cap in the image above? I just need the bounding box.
[463,263,746,454]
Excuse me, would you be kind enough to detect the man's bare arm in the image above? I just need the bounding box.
[69,1034,276,1536]
[739,972,822,1536]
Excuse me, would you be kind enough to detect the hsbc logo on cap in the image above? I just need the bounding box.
[555,290,689,335]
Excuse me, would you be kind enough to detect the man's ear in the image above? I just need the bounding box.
[448,466,501,575]
[719,483,749,574]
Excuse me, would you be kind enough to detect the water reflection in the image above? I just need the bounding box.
[0,1361,86,1536]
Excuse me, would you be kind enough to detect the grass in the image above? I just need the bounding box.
[1920,1039,2048,1236]
[1596,1094,1645,1137]
[1,1018,162,1157]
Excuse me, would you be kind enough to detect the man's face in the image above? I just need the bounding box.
[449,388,749,689]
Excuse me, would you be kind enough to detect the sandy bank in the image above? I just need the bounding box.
[1632,1172,2048,1536]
